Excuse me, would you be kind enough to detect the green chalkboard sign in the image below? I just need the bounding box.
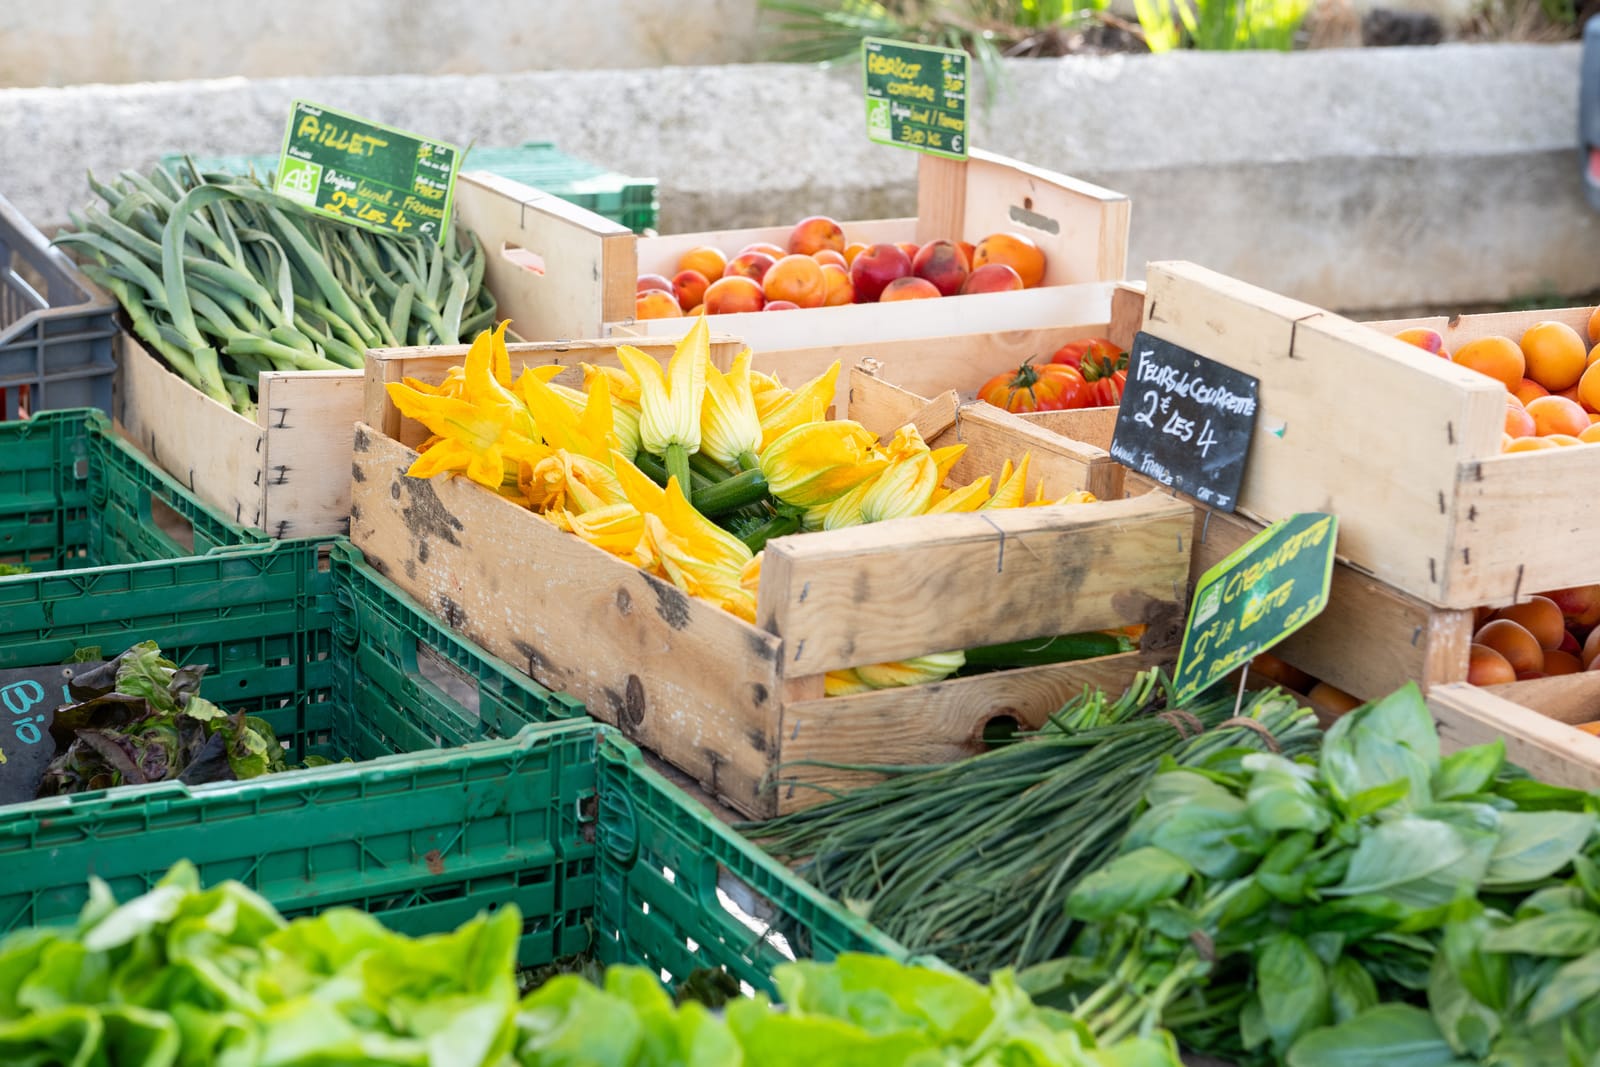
[862,38,969,160]
[1172,513,1339,704]
[273,100,461,245]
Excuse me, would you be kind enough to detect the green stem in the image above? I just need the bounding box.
[665,444,694,496]
[690,451,737,482]
[737,450,762,472]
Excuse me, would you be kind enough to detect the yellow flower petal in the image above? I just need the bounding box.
[824,669,874,697]
[758,362,840,449]
[618,317,709,455]
[924,476,993,515]
[700,349,762,467]
[761,419,886,508]
[852,650,966,689]
[981,454,1032,511]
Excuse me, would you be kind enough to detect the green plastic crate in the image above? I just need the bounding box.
[0,538,589,941]
[0,541,902,991]
[163,141,658,233]
[0,408,265,576]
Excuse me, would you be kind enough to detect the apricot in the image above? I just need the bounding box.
[1583,625,1600,668]
[788,216,845,256]
[820,263,854,307]
[1561,629,1583,655]
[723,251,776,285]
[1490,595,1565,650]
[912,240,970,297]
[1588,305,1600,343]
[1527,395,1589,437]
[635,289,683,320]
[880,277,942,302]
[1546,434,1585,446]
[1394,327,1445,355]
[1542,584,1600,628]
[1467,643,1517,685]
[812,249,848,269]
[1505,399,1536,439]
[763,300,800,311]
[1454,336,1525,390]
[702,275,766,315]
[763,254,827,309]
[1579,361,1600,414]
[739,242,787,260]
[1505,436,1558,452]
[1580,423,1600,444]
[956,240,976,269]
[843,242,868,267]
[677,246,727,282]
[896,242,921,263]
[1522,321,1588,391]
[848,243,912,303]
[672,269,710,311]
[961,263,1025,295]
[1544,650,1584,675]
[973,232,1046,289]
[637,273,674,294]
[1476,619,1544,674]
[1512,378,1549,405]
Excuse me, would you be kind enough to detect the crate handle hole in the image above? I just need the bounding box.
[1007,203,1060,237]
[148,496,196,553]
[415,641,482,725]
[500,244,547,276]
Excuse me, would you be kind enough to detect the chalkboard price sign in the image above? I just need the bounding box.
[1109,331,1261,513]
[274,100,461,245]
[1171,513,1338,705]
[862,38,969,160]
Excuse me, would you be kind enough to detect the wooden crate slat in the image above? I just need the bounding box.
[1428,678,1600,791]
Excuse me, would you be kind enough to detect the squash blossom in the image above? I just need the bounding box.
[762,419,887,509]
[853,650,967,689]
[981,455,1034,511]
[700,349,763,469]
[758,362,841,449]
[926,476,993,515]
[517,368,616,463]
[749,367,792,423]
[384,321,548,489]
[557,503,647,566]
[618,316,710,489]
[858,426,945,524]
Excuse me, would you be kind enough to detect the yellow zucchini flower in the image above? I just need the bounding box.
[852,650,967,689]
[750,368,792,423]
[858,425,940,523]
[617,316,710,488]
[517,368,616,463]
[560,503,647,566]
[824,670,874,697]
[385,321,548,489]
[758,362,841,448]
[761,419,887,509]
[980,454,1033,511]
[925,476,994,515]
[700,349,763,469]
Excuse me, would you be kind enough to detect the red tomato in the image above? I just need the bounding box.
[1049,337,1120,372]
[977,360,1091,413]
[1081,353,1127,407]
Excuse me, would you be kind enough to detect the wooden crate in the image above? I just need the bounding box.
[1139,262,1600,611]
[350,345,1194,819]
[611,152,1130,354]
[113,171,637,537]
[1428,674,1600,790]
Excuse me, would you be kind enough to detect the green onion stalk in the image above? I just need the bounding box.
[56,160,497,418]
[741,672,1321,978]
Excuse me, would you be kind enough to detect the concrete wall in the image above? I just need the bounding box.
[0,0,763,87]
[0,44,1591,315]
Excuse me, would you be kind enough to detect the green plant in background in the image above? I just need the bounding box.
[757,0,1112,90]
[1135,0,1312,51]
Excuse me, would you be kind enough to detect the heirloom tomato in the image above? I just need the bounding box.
[977,360,1090,413]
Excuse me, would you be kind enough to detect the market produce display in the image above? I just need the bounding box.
[635,215,1050,318]
[55,161,496,416]
[0,862,1181,1067]
[383,315,1110,695]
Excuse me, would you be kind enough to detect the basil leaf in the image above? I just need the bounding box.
[1065,847,1192,922]
[1526,948,1600,1027]
[1483,811,1597,888]
[1256,933,1329,1054]
[1483,910,1600,958]
[1286,1004,1466,1067]
[1329,815,1498,909]
[1432,742,1503,801]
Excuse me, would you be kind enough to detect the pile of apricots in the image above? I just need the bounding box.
[1253,578,1600,714]
[1393,314,1600,449]
[634,215,1048,319]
